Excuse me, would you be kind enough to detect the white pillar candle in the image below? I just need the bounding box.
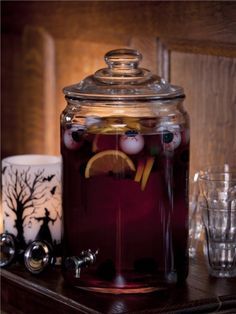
[2,155,62,251]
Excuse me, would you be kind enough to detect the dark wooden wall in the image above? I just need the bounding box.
[2,1,236,176]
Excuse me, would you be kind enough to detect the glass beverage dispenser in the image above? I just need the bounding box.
[61,49,189,293]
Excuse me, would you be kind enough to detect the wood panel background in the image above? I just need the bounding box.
[1,1,236,176]
[171,52,236,173]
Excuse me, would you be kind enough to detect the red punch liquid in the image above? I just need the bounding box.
[61,120,189,293]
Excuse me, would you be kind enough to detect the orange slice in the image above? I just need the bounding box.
[92,134,100,152]
[141,157,155,191]
[85,150,135,178]
[134,159,145,182]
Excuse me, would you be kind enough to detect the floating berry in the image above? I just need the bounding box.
[119,130,144,155]
[63,126,85,150]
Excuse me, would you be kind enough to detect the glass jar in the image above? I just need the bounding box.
[61,49,190,293]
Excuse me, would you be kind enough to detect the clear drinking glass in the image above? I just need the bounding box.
[199,165,236,277]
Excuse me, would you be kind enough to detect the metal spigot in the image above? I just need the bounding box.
[0,233,17,267]
[24,240,55,274]
[64,249,99,278]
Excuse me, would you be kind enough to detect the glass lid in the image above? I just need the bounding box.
[63,49,184,100]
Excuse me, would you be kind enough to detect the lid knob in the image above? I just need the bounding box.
[104,49,142,72]
[63,48,184,99]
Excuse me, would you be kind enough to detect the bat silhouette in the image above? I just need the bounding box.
[43,174,55,182]
[50,186,57,195]
[2,166,7,174]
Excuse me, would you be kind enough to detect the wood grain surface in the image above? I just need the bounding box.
[2,2,236,43]
[1,252,236,313]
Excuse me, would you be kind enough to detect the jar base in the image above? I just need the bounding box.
[77,285,166,294]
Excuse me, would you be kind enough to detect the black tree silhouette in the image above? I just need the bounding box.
[2,166,59,248]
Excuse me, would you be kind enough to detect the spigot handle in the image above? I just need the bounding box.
[64,249,99,279]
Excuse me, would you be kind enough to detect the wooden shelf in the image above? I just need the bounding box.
[1,253,236,313]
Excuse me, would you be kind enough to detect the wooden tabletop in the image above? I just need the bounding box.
[1,252,236,314]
